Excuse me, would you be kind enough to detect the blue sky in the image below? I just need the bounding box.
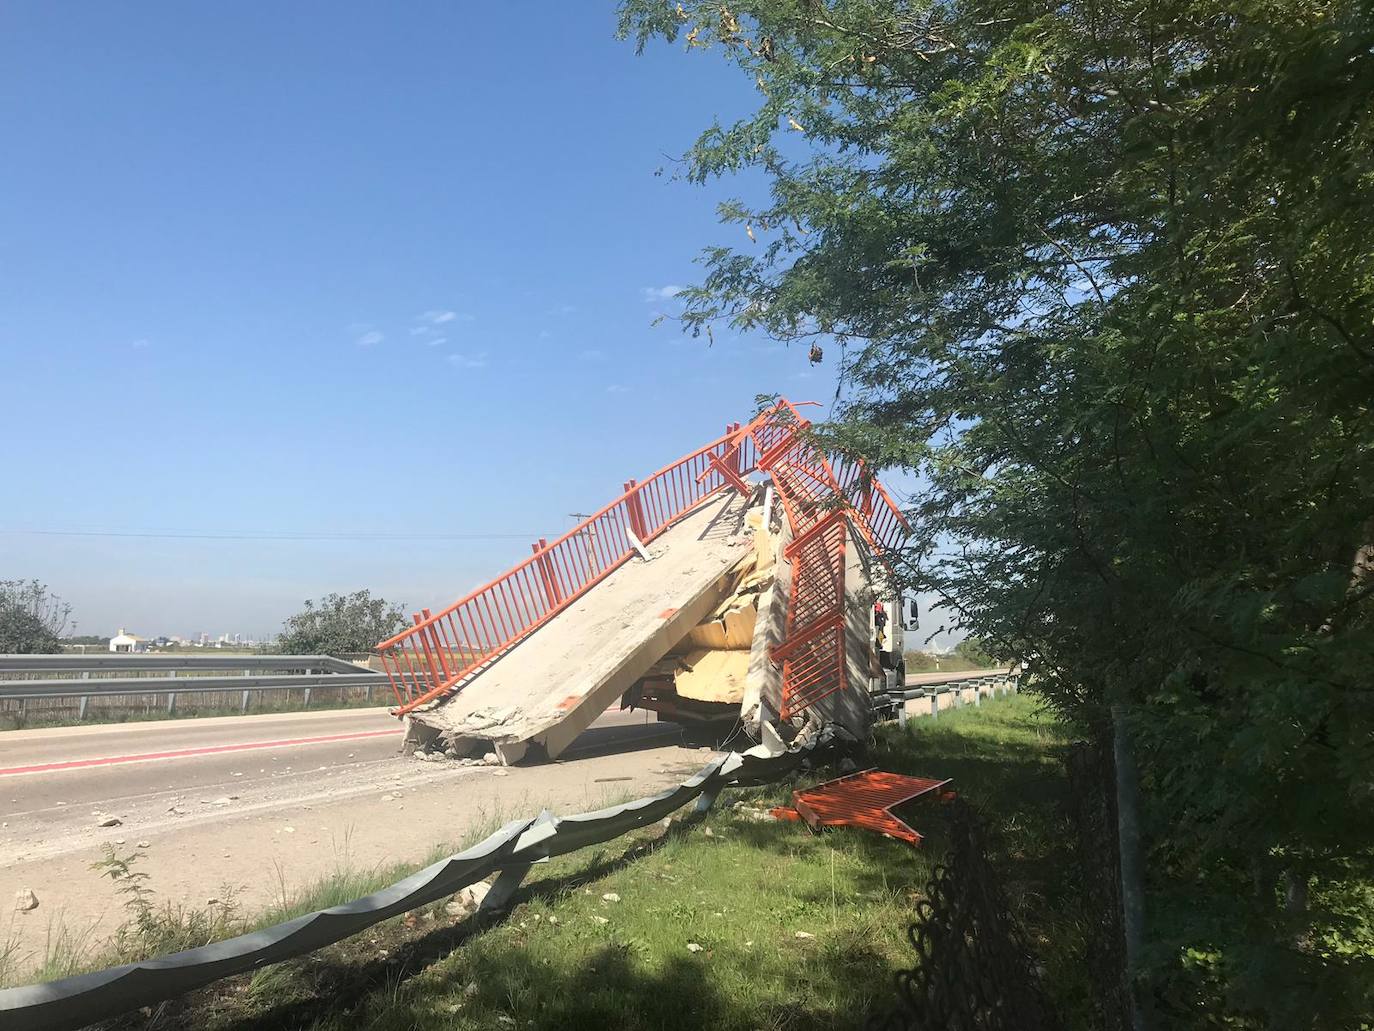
[0,3,856,640]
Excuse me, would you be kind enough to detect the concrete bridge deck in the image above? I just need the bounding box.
[406,491,759,763]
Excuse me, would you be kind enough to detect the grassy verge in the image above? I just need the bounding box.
[5,695,1087,1029]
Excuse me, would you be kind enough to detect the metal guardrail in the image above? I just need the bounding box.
[0,654,367,674]
[0,656,386,719]
[893,671,1022,718]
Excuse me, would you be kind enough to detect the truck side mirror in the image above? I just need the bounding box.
[907,599,919,623]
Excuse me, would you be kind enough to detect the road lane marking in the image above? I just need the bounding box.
[0,729,401,778]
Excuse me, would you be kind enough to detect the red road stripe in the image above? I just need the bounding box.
[0,728,400,778]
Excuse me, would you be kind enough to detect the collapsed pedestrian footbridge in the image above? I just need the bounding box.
[375,398,910,763]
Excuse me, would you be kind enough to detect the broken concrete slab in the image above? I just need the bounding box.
[406,492,759,761]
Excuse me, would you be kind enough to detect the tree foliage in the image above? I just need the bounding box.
[0,579,72,653]
[619,0,1374,1023]
[953,635,996,668]
[275,590,407,655]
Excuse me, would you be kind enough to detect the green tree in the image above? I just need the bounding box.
[275,591,408,655]
[0,579,72,653]
[953,636,995,668]
[619,1,1374,1024]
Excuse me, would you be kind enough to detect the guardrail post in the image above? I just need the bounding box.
[930,691,939,718]
[481,863,533,913]
[166,691,176,715]
[78,694,90,720]
[974,682,982,706]
[694,785,722,814]
[241,689,250,713]
[303,687,312,708]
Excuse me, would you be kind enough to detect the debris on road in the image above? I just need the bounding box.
[14,888,38,911]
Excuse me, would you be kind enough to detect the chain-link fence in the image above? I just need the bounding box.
[1065,735,1134,1031]
[870,799,1059,1031]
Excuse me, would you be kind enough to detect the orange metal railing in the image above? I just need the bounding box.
[375,398,909,721]
[378,424,759,714]
[772,510,849,718]
[736,400,910,718]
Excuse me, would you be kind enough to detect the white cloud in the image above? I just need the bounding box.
[355,330,384,347]
[418,309,460,325]
[131,338,150,349]
[447,351,488,369]
[537,329,552,340]
[578,348,605,361]
[641,285,683,302]
[605,383,629,394]
[425,337,447,348]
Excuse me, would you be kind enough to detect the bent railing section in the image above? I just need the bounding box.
[376,398,910,720]
[377,425,759,713]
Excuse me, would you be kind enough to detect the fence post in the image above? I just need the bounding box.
[534,539,562,609]
[624,480,649,541]
[723,423,742,480]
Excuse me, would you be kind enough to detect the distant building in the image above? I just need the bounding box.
[109,628,148,654]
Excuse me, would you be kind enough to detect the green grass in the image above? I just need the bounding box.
[902,651,997,673]
[70,692,1087,1030]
